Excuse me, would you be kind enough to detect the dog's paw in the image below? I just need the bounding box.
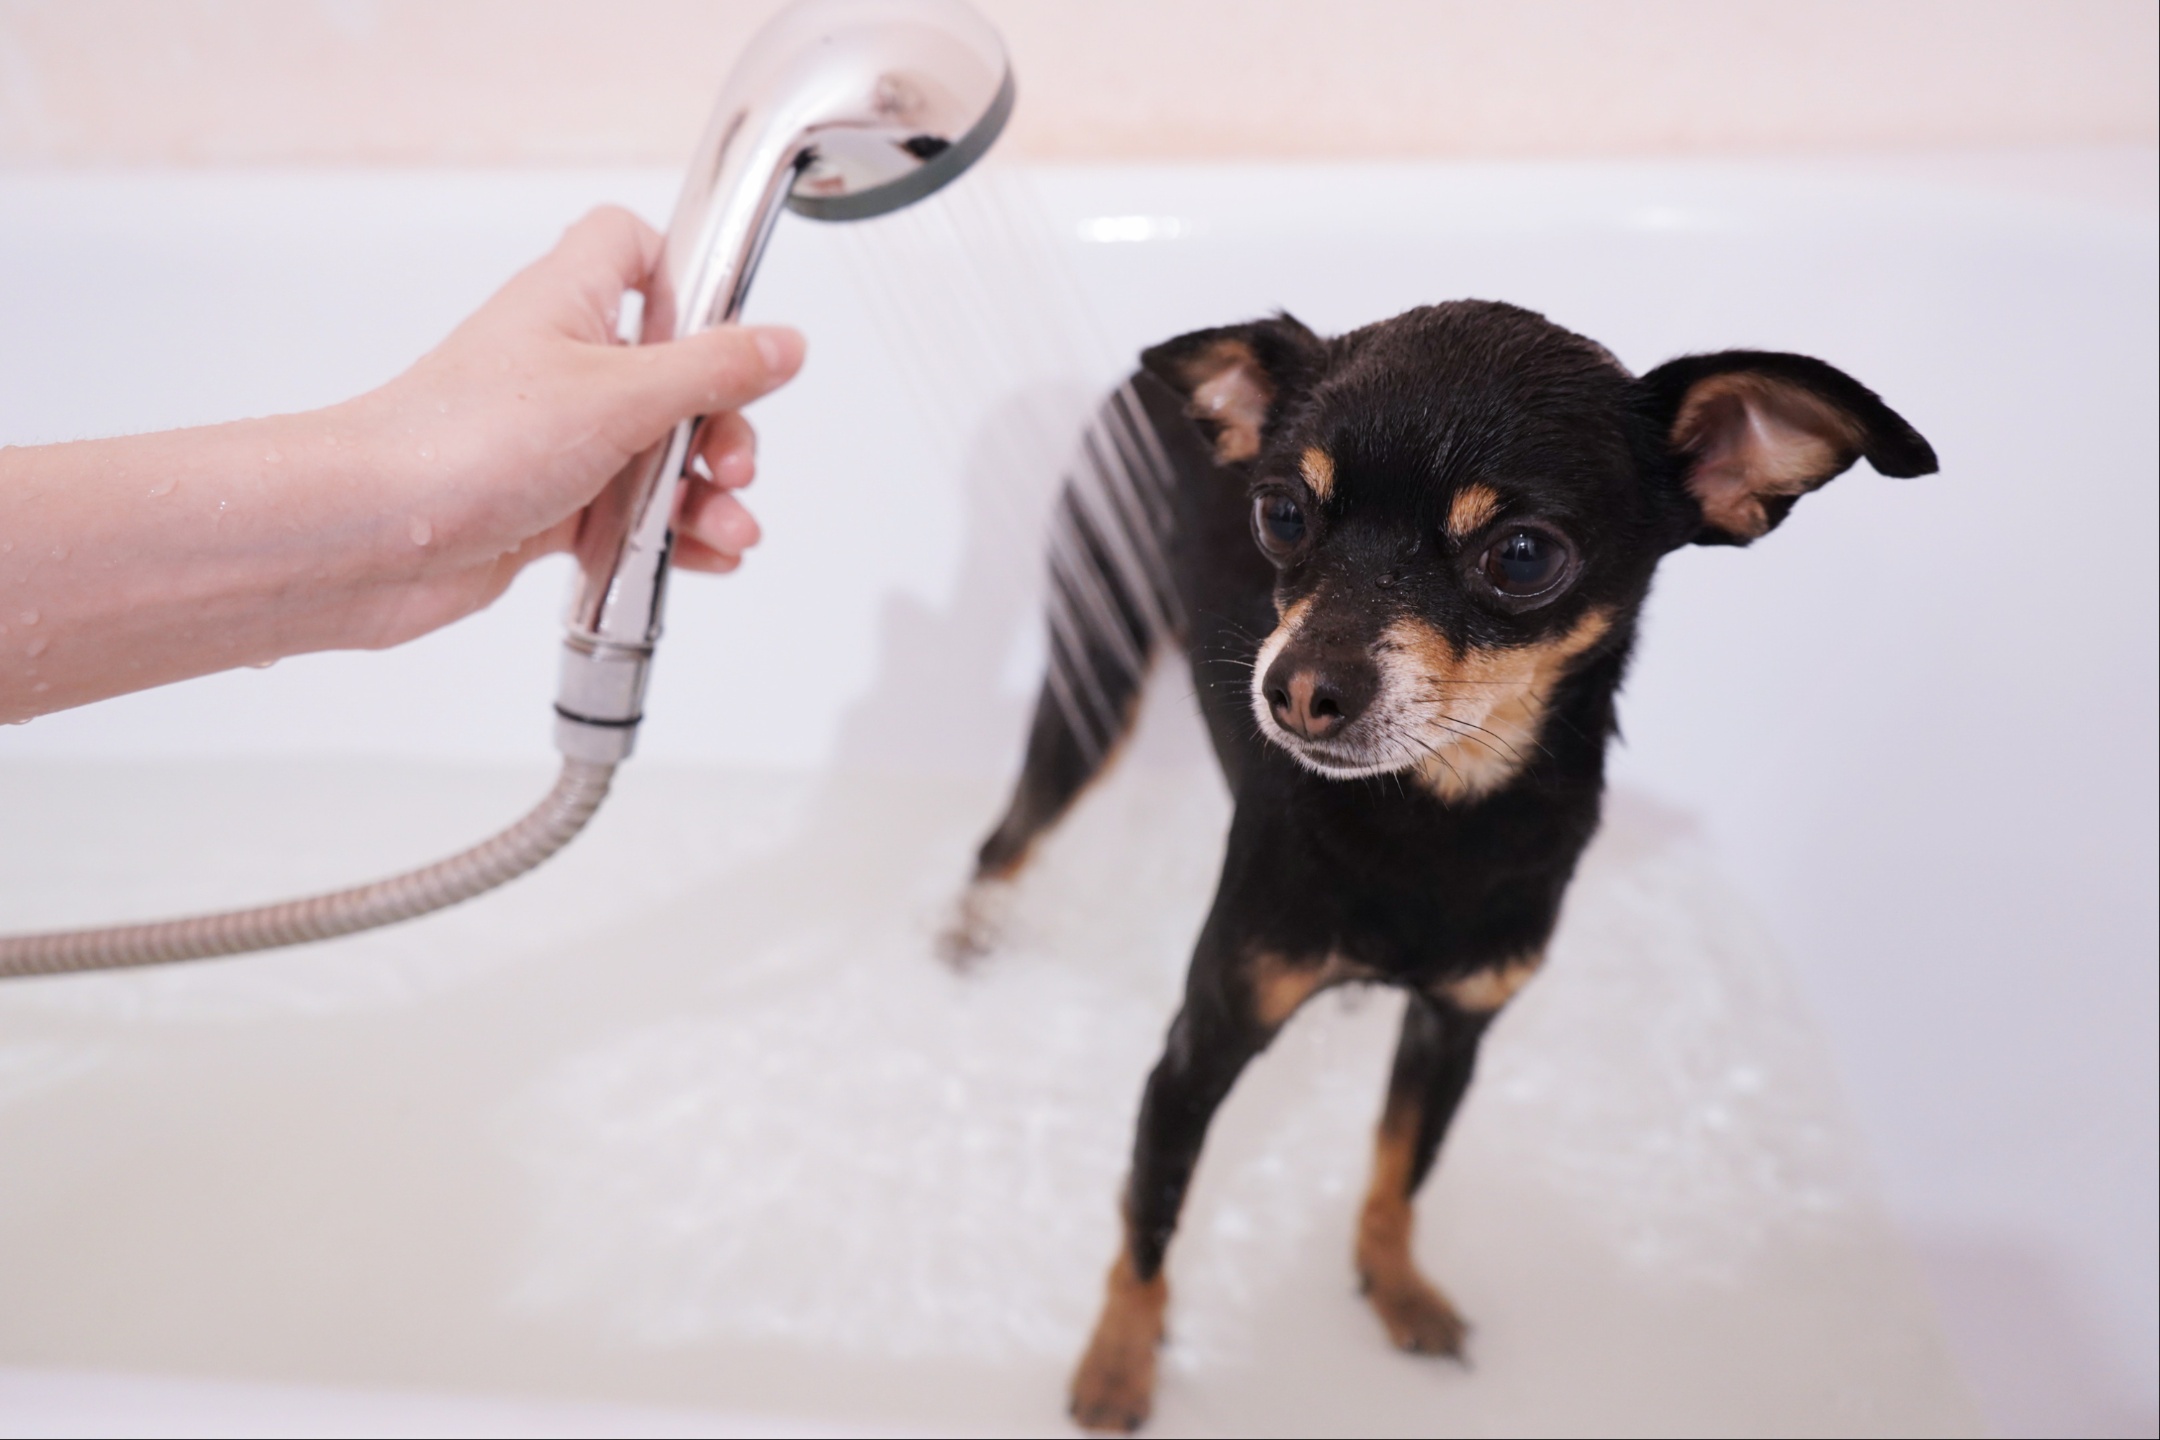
[1069,1254,1167,1434]
[1361,1269,1468,1357]
[935,877,1015,970]
[1068,1332,1158,1434]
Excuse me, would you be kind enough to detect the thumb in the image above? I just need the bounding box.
[604,324,806,439]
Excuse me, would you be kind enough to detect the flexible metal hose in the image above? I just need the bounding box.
[0,759,616,980]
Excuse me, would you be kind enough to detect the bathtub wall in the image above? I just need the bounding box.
[0,0,2155,167]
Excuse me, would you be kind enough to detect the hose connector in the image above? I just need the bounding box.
[553,635,652,763]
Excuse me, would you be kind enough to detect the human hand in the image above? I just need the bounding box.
[343,205,806,647]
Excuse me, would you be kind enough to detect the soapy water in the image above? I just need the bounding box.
[0,750,1972,1433]
[500,744,1863,1368]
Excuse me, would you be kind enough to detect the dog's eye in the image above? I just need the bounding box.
[1480,528,1573,599]
[1252,494,1307,557]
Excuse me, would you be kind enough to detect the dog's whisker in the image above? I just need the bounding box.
[1418,710,1530,766]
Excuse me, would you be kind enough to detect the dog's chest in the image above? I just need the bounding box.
[1248,783,1584,979]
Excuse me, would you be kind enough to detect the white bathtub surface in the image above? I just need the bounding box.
[0,738,1976,1437]
[0,157,2153,1436]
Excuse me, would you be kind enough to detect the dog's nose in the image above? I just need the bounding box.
[1264,661,1367,741]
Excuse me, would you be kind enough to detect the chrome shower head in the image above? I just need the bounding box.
[650,0,1014,338]
[556,0,1012,761]
[773,10,1015,224]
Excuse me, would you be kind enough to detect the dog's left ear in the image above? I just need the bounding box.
[1140,314,1326,465]
[1639,351,1938,546]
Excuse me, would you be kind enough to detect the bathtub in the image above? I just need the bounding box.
[0,156,2152,1438]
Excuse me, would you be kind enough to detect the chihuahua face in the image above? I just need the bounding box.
[1237,307,1653,796]
[1150,301,1933,800]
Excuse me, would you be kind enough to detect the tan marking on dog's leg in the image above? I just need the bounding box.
[941,673,1154,967]
[1445,482,1501,538]
[1356,1098,1467,1356]
[1300,446,1335,501]
[1248,951,1347,1030]
[1440,953,1543,1013]
[1070,1242,1170,1434]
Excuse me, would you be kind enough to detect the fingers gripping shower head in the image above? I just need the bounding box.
[555,0,1012,761]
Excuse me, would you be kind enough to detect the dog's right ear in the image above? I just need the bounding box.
[1140,315,1325,465]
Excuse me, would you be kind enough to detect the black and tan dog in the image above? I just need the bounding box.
[950,300,1936,1432]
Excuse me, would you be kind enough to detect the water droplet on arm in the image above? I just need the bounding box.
[409,517,433,547]
[25,637,47,658]
[19,610,37,626]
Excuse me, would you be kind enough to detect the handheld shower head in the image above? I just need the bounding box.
[555,0,1013,761]
[0,0,1012,978]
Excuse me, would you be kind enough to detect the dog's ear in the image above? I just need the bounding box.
[1639,351,1938,546]
[1140,314,1325,465]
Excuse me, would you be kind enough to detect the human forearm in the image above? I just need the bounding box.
[0,405,426,719]
[0,206,800,724]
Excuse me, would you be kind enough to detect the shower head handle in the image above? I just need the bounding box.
[555,0,1011,761]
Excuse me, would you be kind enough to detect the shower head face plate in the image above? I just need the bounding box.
[661,0,1014,334]
[711,0,1015,225]
[787,66,1014,221]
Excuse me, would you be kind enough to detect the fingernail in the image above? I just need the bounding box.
[751,326,802,377]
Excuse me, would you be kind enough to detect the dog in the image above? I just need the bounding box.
[946,300,1937,1432]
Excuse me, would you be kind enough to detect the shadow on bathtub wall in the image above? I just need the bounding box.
[818,381,1217,787]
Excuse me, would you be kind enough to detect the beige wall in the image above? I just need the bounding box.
[0,0,2153,166]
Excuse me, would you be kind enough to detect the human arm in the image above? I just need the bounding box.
[0,206,803,723]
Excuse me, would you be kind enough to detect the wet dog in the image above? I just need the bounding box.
[947,301,1937,1431]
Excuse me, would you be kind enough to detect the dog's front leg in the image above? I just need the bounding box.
[1356,990,1492,1356]
[1071,981,1270,1434]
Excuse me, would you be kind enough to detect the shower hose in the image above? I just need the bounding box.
[0,759,615,980]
